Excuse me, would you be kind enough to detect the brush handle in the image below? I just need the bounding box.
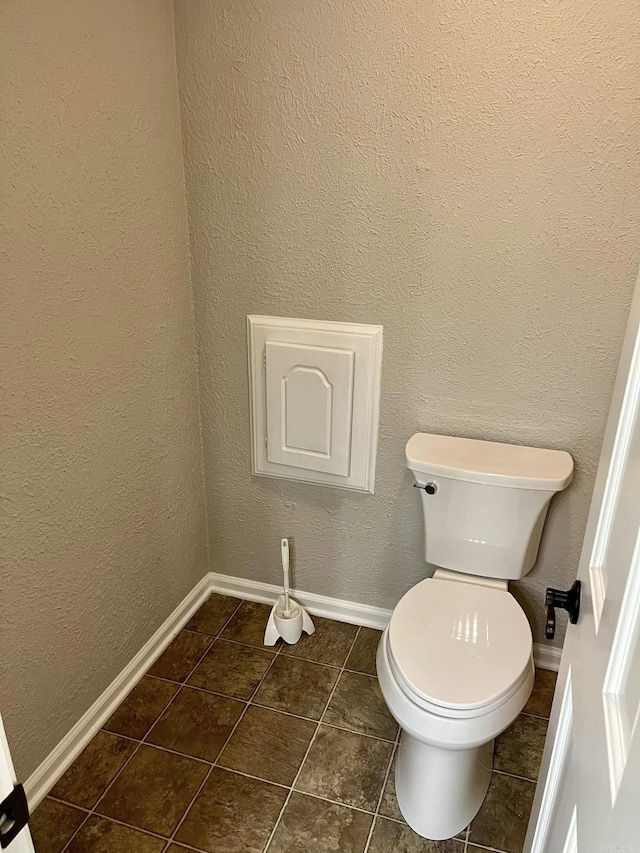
[281,538,290,616]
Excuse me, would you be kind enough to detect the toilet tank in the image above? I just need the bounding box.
[405,434,574,580]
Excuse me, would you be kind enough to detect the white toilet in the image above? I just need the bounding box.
[377,433,573,840]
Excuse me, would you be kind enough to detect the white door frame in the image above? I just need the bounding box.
[0,715,34,852]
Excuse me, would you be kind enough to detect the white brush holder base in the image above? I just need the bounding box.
[264,595,315,645]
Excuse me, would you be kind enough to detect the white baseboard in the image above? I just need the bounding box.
[211,573,562,672]
[532,642,562,673]
[25,570,561,808]
[209,572,393,630]
[210,573,562,672]
[24,574,211,809]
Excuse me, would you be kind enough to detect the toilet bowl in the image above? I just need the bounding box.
[377,571,535,839]
[377,433,573,839]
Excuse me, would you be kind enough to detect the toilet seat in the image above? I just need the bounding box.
[388,577,532,716]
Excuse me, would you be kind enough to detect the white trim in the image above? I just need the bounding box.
[528,667,574,853]
[24,574,211,809]
[602,522,640,804]
[589,312,640,634]
[210,572,562,670]
[561,806,578,853]
[247,315,383,494]
[23,571,562,810]
[1,715,35,852]
[533,642,562,673]
[209,572,393,630]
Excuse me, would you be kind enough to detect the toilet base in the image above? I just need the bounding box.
[395,731,494,840]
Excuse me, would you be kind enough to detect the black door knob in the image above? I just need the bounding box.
[545,581,581,640]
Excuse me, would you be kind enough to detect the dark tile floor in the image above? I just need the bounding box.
[31,595,556,853]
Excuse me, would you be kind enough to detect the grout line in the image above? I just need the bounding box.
[45,794,90,813]
[104,681,249,716]
[59,602,242,853]
[120,669,392,741]
[49,600,527,853]
[191,677,270,704]
[161,840,203,853]
[185,632,281,655]
[50,601,516,853]
[149,633,382,684]
[248,700,397,743]
[214,766,383,817]
[262,626,364,853]
[52,611,394,853]
[279,786,377,817]
[94,732,228,765]
[492,768,538,784]
[49,765,389,846]
[162,606,286,851]
[362,727,399,852]
[54,664,397,818]
[159,765,213,853]
[58,681,181,853]
[520,711,551,722]
[52,804,170,842]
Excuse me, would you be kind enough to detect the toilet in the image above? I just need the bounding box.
[376,433,573,840]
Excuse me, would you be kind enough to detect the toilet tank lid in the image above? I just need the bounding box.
[405,433,574,491]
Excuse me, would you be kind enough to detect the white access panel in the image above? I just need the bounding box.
[265,341,355,475]
[248,316,383,493]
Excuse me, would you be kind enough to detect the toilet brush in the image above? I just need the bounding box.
[264,538,315,645]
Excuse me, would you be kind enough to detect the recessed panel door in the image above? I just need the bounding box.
[265,341,354,476]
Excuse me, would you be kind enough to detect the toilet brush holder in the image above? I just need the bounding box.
[264,594,315,645]
[264,538,315,646]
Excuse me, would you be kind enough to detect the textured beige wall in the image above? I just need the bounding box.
[175,0,640,647]
[1,1,208,777]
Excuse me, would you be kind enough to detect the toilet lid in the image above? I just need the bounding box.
[388,578,532,711]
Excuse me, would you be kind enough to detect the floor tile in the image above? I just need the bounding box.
[324,671,398,740]
[295,724,392,812]
[494,713,548,780]
[103,676,179,740]
[378,749,403,821]
[253,655,339,720]
[147,631,212,682]
[467,771,536,853]
[96,744,208,836]
[188,639,275,699]
[219,705,316,786]
[65,815,165,852]
[368,817,465,852]
[175,766,287,853]
[523,668,557,719]
[281,616,358,666]
[146,686,244,762]
[220,601,279,648]
[50,731,136,809]
[345,627,381,676]
[185,593,241,636]
[29,797,86,853]
[267,791,372,853]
